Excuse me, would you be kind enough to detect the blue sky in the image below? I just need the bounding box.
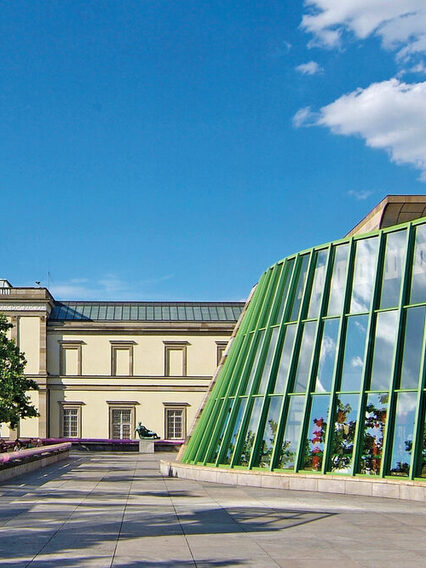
[2,1,425,301]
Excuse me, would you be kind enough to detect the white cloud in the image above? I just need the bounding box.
[292,106,318,128]
[348,190,373,201]
[294,79,426,180]
[295,61,323,75]
[351,355,363,368]
[302,1,426,64]
[49,273,175,301]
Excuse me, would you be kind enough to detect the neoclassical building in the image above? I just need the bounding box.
[0,284,243,441]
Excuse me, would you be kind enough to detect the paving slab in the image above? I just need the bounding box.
[0,452,424,567]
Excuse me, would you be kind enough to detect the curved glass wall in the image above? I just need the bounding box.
[182,218,426,480]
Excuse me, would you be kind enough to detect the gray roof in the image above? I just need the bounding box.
[50,301,244,322]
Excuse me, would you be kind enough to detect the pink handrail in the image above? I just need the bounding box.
[0,442,71,464]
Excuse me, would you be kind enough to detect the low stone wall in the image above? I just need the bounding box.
[0,443,71,483]
[42,438,182,452]
[160,460,426,502]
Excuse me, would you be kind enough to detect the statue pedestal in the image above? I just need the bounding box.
[138,439,155,454]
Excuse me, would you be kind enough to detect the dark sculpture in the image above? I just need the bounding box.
[135,422,159,439]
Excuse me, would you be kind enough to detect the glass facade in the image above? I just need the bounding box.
[182,218,426,480]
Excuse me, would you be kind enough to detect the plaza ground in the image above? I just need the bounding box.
[0,453,424,567]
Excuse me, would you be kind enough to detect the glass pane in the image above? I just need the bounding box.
[410,223,426,304]
[236,397,264,466]
[276,395,305,470]
[315,319,339,393]
[221,398,247,465]
[380,231,406,308]
[329,394,359,473]
[302,395,330,471]
[243,330,265,394]
[420,405,426,478]
[254,396,282,468]
[208,399,234,463]
[272,325,296,394]
[256,327,280,394]
[257,269,275,328]
[327,244,349,316]
[369,311,398,391]
[226,333,254,397]
[358,393,388,475]
[340,315,368,392]
[272,259,294,325]
[399,306,426,389]
[350,238,379,314]
[307,250,328,318]
[292,321,317,393]
[287,255,309,322]
[390,391,417,477]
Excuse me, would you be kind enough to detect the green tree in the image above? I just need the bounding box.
[0,314,39,429]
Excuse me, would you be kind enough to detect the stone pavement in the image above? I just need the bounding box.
[0,453,424,567]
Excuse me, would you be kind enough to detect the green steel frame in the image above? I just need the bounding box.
[182,218,426,481]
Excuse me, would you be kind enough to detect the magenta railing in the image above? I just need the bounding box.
[0,442,71,464]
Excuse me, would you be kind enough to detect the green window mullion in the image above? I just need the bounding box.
[273,252,315,471]
[248,260,305,466]
[269,324,305,469]
[351,230,387,476]
[293,246,333,472]
[201,333,256,463]
[296,245,334,470]
[322,238,357,473]
[223,333,256,399]
[188,397,219,462]
[258,265,282,329]
[240,273,268,335]
[287,252,316,390]
[275,258,297,325]
[381,224,416,477]
[215,332,263,465]
[270,261,291,325]
[247,270,273,332]
[284,253,304,322]
[409,318,426,478]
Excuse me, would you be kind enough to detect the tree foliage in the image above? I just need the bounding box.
[0,314,39,429]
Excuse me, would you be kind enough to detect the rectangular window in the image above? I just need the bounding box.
[339,315,368,392]
[302,395,330,471]
[164,406,187,439]
[349,237,379,314]
[307,249,328,318]
[111,409,132,439]
[164,342,188,376]
[410,223,426,304]
[110,342,134,376]
[389,392,417,477]
[369,311,398,391]
[59,342,83,376]
[216,342,228,365]
[329,394,359,473]
[63,409,79,438]
[358,393,388,475]
[326,244,349,316]
[276,395,305,470]
[286,255,310,322]
[379,230,406,309]
[292,321,317,393]
[108,403,137,440]
[60,404,83,438]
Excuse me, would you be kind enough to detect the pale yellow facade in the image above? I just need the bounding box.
[0,281,242,442]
